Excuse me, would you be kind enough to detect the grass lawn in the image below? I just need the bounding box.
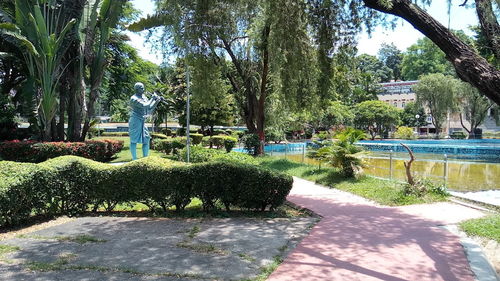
[93,136,165,163]
[258,158,448,206]
[459,215,500,242]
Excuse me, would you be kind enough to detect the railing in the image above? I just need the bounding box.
[363,150,449,187]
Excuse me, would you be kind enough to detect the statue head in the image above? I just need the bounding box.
[134,82,145,94]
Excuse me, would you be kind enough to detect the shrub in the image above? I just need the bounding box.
[0,139,124,163]
[450,131,467,139]
[100,132,129,137]
[0,156,292,226]
[177,128,186,136]
[153,137,187,155]
[151,133,169,139]
[161,128,172,136]
[395,126,415,140]
[210,135,226,149]
[175,146,256,165]
[223,136,238,152]
[241,134,260,155]
[190,133,203,145]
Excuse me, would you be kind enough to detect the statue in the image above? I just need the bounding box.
[129,82,161,160]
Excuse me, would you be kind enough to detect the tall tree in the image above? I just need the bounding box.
[357,54,392,82]
[378,42,403,81]
[457,81,497,138]
[414,73,458,138]
[401,37,454,80]
[130,0,317,154]
[353,100,400,140]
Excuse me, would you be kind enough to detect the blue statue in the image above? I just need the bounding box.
[129,82,161,160]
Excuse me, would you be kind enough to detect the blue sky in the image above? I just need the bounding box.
[126,0,479,65]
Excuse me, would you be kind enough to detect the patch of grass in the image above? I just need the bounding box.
[176,241,228,255]
[0,244,20,263]
[238,253,256,262]
[460,215,500,242]
[258,158,447,206]
[240,244,289,281]
[188,225,201,239]
[25,259,207,279]
[17,234,107,244]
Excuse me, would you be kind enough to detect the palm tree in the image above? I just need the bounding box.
[0,0,76,140]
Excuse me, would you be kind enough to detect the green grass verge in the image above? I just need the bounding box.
[93,136,165,163]
[258,158,447,206]
[459,215,500,242]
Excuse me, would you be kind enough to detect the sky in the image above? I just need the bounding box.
[126,0,479,65]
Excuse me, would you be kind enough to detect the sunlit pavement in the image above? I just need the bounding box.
[268,177,487,281]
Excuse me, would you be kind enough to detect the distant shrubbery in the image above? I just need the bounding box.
[394,126,415,140]
[0,139,124,163]
[175,146,257,164]
[0,156,292,226]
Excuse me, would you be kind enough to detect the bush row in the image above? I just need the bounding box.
[202,135,238,152]
[0,156,293,226]
[0,139,124,163]
[175,146,257,164]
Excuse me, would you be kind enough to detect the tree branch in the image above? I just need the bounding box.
[362,0,500,105]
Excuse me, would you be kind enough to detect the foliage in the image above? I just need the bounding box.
[308,128,366,178]
[401,37,454,80]
[414,73,459,137]
[223,136,237,153]
[356,54,392,83]
[322,101,354,128]
[456,81,497,138]
[0,139,124,163]
[241,134,260,156]
[399,102,427,128]
[0,156,292,226]
[190,134,203,145]
[0,94,17,141]
[394,126,415,140]
[378,43,403,81]
[153,137,187,155]
[450,131,467,139]
[353,100,400,140]
[0,1,76,140]
[175,146,256,165]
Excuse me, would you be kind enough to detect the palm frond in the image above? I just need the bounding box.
[127,12,172,32]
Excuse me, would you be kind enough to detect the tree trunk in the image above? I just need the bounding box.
[362,0,500,105]
[401,143,415,186]
[256,23,271,155]
[475,0,500,60]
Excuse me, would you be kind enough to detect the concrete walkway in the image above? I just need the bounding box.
[268,177,487,281]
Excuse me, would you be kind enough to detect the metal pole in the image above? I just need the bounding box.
[285,143,288,159]
[186,69,191,163]
[270,144,273,156]
[444,154,448,188]
[300,144,303,162]
[389,149,393,180]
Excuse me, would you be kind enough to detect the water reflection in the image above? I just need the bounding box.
[279,153,500,192]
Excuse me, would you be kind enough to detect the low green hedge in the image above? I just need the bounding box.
[0,156,291,226]
[153,137,188,155]
[100,132,129,137]
[175,146,257,165]
[0,139,124,163]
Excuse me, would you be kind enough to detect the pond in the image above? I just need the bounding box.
[250,141,500,192]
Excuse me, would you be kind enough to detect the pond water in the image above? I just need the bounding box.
[273,151,500,192]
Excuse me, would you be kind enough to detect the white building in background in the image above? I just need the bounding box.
[377,80,499,135]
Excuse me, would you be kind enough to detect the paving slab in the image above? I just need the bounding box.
[0,217,316,281]
[268,177,489,281]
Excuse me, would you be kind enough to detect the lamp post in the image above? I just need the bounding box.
[415,114,420,138]
[186,68,191,163]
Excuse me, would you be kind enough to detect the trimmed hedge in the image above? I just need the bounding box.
[0,139,124,163]
[0,156,292,226]
[153,137,187,155]
[100,132,129,137]
[175,146,256,165]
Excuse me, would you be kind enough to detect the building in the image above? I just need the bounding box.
[378,80,499,136]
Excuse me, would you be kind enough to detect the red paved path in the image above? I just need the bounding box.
[268,177,485,281]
